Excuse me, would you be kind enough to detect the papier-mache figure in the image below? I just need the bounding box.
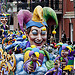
[23,47,43,73]
[15,5,58,75]
[0,5,58,75]
[53,43,74,75]
[63,45,75,73]
[0,13,10,30]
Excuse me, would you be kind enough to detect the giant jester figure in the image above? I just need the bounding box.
[0,5,58,75]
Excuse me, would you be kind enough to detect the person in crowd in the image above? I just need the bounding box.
[61,31,66,43]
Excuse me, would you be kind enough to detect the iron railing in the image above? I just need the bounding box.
[17,1,48,12]
[17,0,63,13]
[50,0,63,13]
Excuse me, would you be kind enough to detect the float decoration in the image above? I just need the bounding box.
[23,47,44,73]
[43,7,58,33]
[17,5,58,33]
[52,29,56,35]
[0,48,16,75]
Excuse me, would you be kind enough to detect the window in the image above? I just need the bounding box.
[70,0,73,1]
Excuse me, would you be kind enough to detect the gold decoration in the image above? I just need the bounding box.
[0,49,16,75]
[52,29,56,34]
[32,5,44,22]
[32,5,47,30]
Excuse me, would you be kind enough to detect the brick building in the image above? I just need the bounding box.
[63,0,75,43]
[48,0,75,43]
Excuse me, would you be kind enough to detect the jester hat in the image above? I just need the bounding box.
[0,13,10,18]
[59,44,72,56]
[17,5,58,32]
[0,13,10,24]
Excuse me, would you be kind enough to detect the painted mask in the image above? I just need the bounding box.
[0,16,8,25]
[27,26,47,48]
[61,49,68,57]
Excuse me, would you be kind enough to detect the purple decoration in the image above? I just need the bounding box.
[24,58,42,71]
[37,59,42,65]
[39,53,44,62]
[46,68,62,75]
[33,62,36,70]
[68,56,74,60]
[29,51,34,57]
[26,41,31,48]
[62,45,66,50]
[3,25,5,29]
[54,56,68,65]
[68,50,75,56]
[17,10,32,32]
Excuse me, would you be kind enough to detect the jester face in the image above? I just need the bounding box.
[61,49,68,57]
[27,26,47,48]
[0,16,8,25]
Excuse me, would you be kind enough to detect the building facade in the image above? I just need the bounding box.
[63,0,75,43]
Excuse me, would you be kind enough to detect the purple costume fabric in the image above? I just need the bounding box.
[68,56,74,60]
[26,41,31,48]
[68,50,75,56]
[54,56,68,65]
[46,68,62,75]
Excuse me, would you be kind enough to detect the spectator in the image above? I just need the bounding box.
[61,31,66,43]
[50,34,54,44]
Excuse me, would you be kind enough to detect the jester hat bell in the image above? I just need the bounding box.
[17,5,58,32]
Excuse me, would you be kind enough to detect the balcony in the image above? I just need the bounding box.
[17,0,63,14]
[49,0,63,14]
[17,0,49,12]
[7,0,63,14]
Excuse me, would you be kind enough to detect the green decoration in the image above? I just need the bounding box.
[46,60,54,70]
[60,57,63,61]
[67,60,74,65]
[26,47,32,51]
[56,43,63,46]
[39,50,45,55]
[43,7,58,29]
[30,61,33,65]
[42,49,50,60]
